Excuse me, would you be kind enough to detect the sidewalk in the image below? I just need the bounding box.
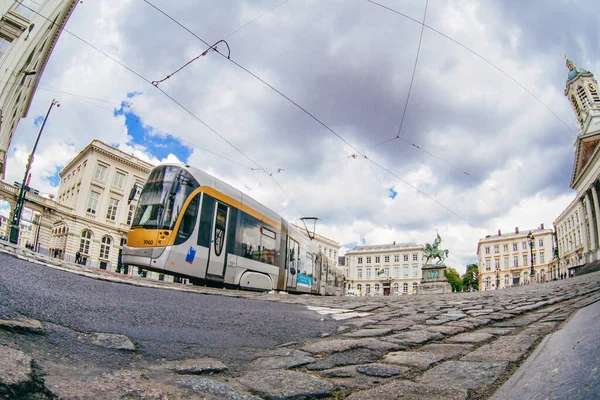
[491,298,600,400]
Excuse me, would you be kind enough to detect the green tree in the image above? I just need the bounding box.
[462,264,479,291]
[446,267,463,292]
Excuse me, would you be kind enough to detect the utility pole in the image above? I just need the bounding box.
[9,99,60,245]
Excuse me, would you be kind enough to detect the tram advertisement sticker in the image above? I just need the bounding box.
[297,273,312,286]
[185,247,197,264]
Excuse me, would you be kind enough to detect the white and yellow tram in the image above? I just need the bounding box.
[122,163,343,295]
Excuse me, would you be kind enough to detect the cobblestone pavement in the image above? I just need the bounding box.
[1,243,600,399]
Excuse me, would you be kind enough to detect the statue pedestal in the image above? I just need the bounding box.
[417,264,452,295]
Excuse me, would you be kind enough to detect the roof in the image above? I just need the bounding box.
[345,242,422,254]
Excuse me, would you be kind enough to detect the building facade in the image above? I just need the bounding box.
[293,223,341,269]
[477,226,555,290]
[0,0,78,178]
[344,242,425,296]
[50,140,154,274]
[554,58,600,274]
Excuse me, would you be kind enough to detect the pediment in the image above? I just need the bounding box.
[571,131,600,189]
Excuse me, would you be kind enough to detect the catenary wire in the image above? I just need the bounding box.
[15,0,305,217]
[366,0,577,140]
[140,0,474,226]
[395,0,428,139]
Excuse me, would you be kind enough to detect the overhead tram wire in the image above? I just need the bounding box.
[394,0,428,141]
[141,0,475,227]
[12,1,308,217]
[365,0,577,141]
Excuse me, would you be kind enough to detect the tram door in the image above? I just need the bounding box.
[206,202,230,278]
[286,237,299,289]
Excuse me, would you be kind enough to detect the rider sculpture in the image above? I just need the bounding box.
[424,232,449,265]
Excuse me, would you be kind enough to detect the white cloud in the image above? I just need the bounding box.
[5,0,597,276]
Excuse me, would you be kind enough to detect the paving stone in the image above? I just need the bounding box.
[248,350,315,370]
[418,361,508,390]
[461,334,539,362]
[318,364,409,391]
[0,318,44,334]
[306,348,383,370]
[47,369,189,399]
[356,363,404,377]
[446,332,494,344]
[0,344,33,387]
[178,376,261,399]
[476,327,516,335]
[346,379,468,400]
[238,370,335,399]
[301,339,363,354]
[86,332,135,350]
[158,357,228,374]
[383,351,445,369]
[418,343,475,358]
[372,320,414,331]
[410,324,467,336]
[382,330,444,347]
[343,328,393,337]
[493,318,538,328]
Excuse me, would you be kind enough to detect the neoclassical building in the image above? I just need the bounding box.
[0,0,78,178]
[344,242,425,296]
[554,58,600,275]
[50,140,153,272]
[477,226,555,290]
[293,223,341,269]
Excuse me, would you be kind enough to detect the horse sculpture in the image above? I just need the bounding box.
[424,232,449,265]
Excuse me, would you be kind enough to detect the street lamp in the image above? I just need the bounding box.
[9,99,60,245]
[527,231,535,283]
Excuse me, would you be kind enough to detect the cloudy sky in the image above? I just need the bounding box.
[5,0,599,273]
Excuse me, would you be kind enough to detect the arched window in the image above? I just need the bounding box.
[347,283,352,291]
[79,230,92,254]
[127,204,136,225]
[412,282,418,292]
[484,276,491,289]
[504,274,510,287]
[357,284,362,293]
[374,284,380,293]
[365,284,371,294]
[393,283,399,293]
[540,269,546,283]
[99,236,112,259]
[403,282,409,293]
[589,82,600,103]
[577,85,591,109]
[571,95,581,115]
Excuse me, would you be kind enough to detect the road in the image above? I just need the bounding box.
[0,251,339,367]
[1,246,600,399]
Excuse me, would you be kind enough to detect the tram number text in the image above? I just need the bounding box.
[144,240,154,245]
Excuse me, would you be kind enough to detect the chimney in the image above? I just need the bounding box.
[540,223,544,230]
[498,229,502,236]
[515,227,519,234]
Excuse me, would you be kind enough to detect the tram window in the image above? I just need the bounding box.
[198,195,215,247]
[174,193,200,245]
[260,227,277,265]
[241,217,261,260]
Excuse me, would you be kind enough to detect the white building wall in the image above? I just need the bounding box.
[345,243,424,296]
[477,227,555,290]
[0,0,78,177]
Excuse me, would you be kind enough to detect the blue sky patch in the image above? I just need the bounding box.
[388,187,397,199]
[33,115,44,127]
[114,102,192,162]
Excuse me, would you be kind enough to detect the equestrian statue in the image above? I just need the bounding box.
[424,231,449,265]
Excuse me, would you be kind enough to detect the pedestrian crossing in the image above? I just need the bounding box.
[306,306,371,320]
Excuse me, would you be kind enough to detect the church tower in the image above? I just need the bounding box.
[565,58,600,192]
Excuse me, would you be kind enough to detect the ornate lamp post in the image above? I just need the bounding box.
[527,231,535,283]
[9,99,60,245]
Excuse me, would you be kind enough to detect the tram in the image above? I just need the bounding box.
[122,163,343,295]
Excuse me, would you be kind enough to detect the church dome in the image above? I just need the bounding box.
[566,58,589,81]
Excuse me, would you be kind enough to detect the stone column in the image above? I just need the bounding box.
[593,184,600,261]
[581,201,589,254]
[585,192,596,260]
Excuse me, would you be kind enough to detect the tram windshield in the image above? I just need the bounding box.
[131,165,199,230]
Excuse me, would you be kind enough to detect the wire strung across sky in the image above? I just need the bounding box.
[139,0,473,226]
[14,0,306,217]
[365,0,578,141]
